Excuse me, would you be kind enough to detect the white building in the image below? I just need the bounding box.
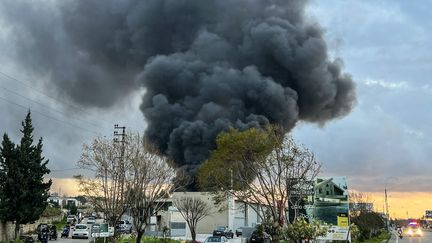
[145,192,265,238]
[48,195,81,208]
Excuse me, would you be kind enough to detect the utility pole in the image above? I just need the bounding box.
[114,124,126,146]
[385,188,389,230]
[113,124,126,168]
[114,124,127,217]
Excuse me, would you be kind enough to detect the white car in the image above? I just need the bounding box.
[72,224,89,239]
[87,216,96,224]
[204,236,229,243]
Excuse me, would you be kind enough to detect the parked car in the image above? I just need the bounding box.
[204,236,229,243]
[235,228,242,237]
[116,220,132,233]
[213,226,234,239]
[72,224,89,239]
[249,230,271,243]
[87,216,96,224]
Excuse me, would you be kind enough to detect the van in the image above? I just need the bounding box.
[115,220,132,234]
[67,215,76,224]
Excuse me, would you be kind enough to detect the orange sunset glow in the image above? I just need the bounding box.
[50,177,432,220]
[367,192,432,219]
[50,178,81,197]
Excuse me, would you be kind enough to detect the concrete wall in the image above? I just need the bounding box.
[21,214,64,234]
[0,214,64,241]
[0,221,15,241]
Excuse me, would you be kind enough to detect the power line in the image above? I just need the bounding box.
[0,70,145,132]
[0,85,111,131]
[0,71,115,128]
[50,167,81,172]
[0,95,100,135]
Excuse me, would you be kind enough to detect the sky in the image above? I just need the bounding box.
[0,0,431,218]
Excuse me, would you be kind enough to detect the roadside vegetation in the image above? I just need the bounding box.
[0,112,52,240]
[93,236,181,243]
[41,207,62,217]
[199,125,321,242]
[360,231,391,243]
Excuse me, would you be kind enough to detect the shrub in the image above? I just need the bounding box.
[41,207,62,217]
[282,219,328,243]
[351,212,385,241]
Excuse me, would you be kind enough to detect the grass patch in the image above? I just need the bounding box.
[361,231,390,243]
[142,237,181,243]
[53,217,67,229]
[116,236,181,243]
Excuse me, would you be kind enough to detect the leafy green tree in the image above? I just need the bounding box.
[198,126,321,242]
[65,203,78,215]
[351,212,385,240]
[0,111,52,239]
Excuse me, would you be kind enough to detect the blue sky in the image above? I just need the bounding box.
[0,0,430,193]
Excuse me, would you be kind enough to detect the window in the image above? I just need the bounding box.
[75,225,87,230]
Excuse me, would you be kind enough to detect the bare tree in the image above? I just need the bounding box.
[173,197,212,242]
[75,136,133,231]
[126,133,179,243]
[199,126,321,243]
[349,191,372,217]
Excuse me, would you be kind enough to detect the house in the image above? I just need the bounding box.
[314,178,348,206]
[47,195,81,208]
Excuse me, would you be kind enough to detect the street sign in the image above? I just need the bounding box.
[91,224,101,238]
[317,226,350,241]
[337,213,349,228]
[99,223,109,237]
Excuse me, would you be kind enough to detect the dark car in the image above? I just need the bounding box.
[236,228,242,237]
[213,226,234,238]
[249,230,271,243]
[115,220,133,234]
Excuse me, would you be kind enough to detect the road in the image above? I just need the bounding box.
[389,230,432,243]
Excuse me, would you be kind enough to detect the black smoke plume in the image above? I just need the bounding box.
[0,0,356,190]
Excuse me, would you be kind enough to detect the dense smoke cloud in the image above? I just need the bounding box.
[0,0,356,188]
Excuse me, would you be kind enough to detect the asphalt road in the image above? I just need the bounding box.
[389,230,432,243]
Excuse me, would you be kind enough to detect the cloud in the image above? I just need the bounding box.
[289,0,432,194]
[364,79,408,90]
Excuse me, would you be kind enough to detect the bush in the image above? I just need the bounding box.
[41,207,62,217]
[350,223,360,243]
[351,212,385,241]
[282,219,328,242]
[142,237,181,243]
[109,235,181,243]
